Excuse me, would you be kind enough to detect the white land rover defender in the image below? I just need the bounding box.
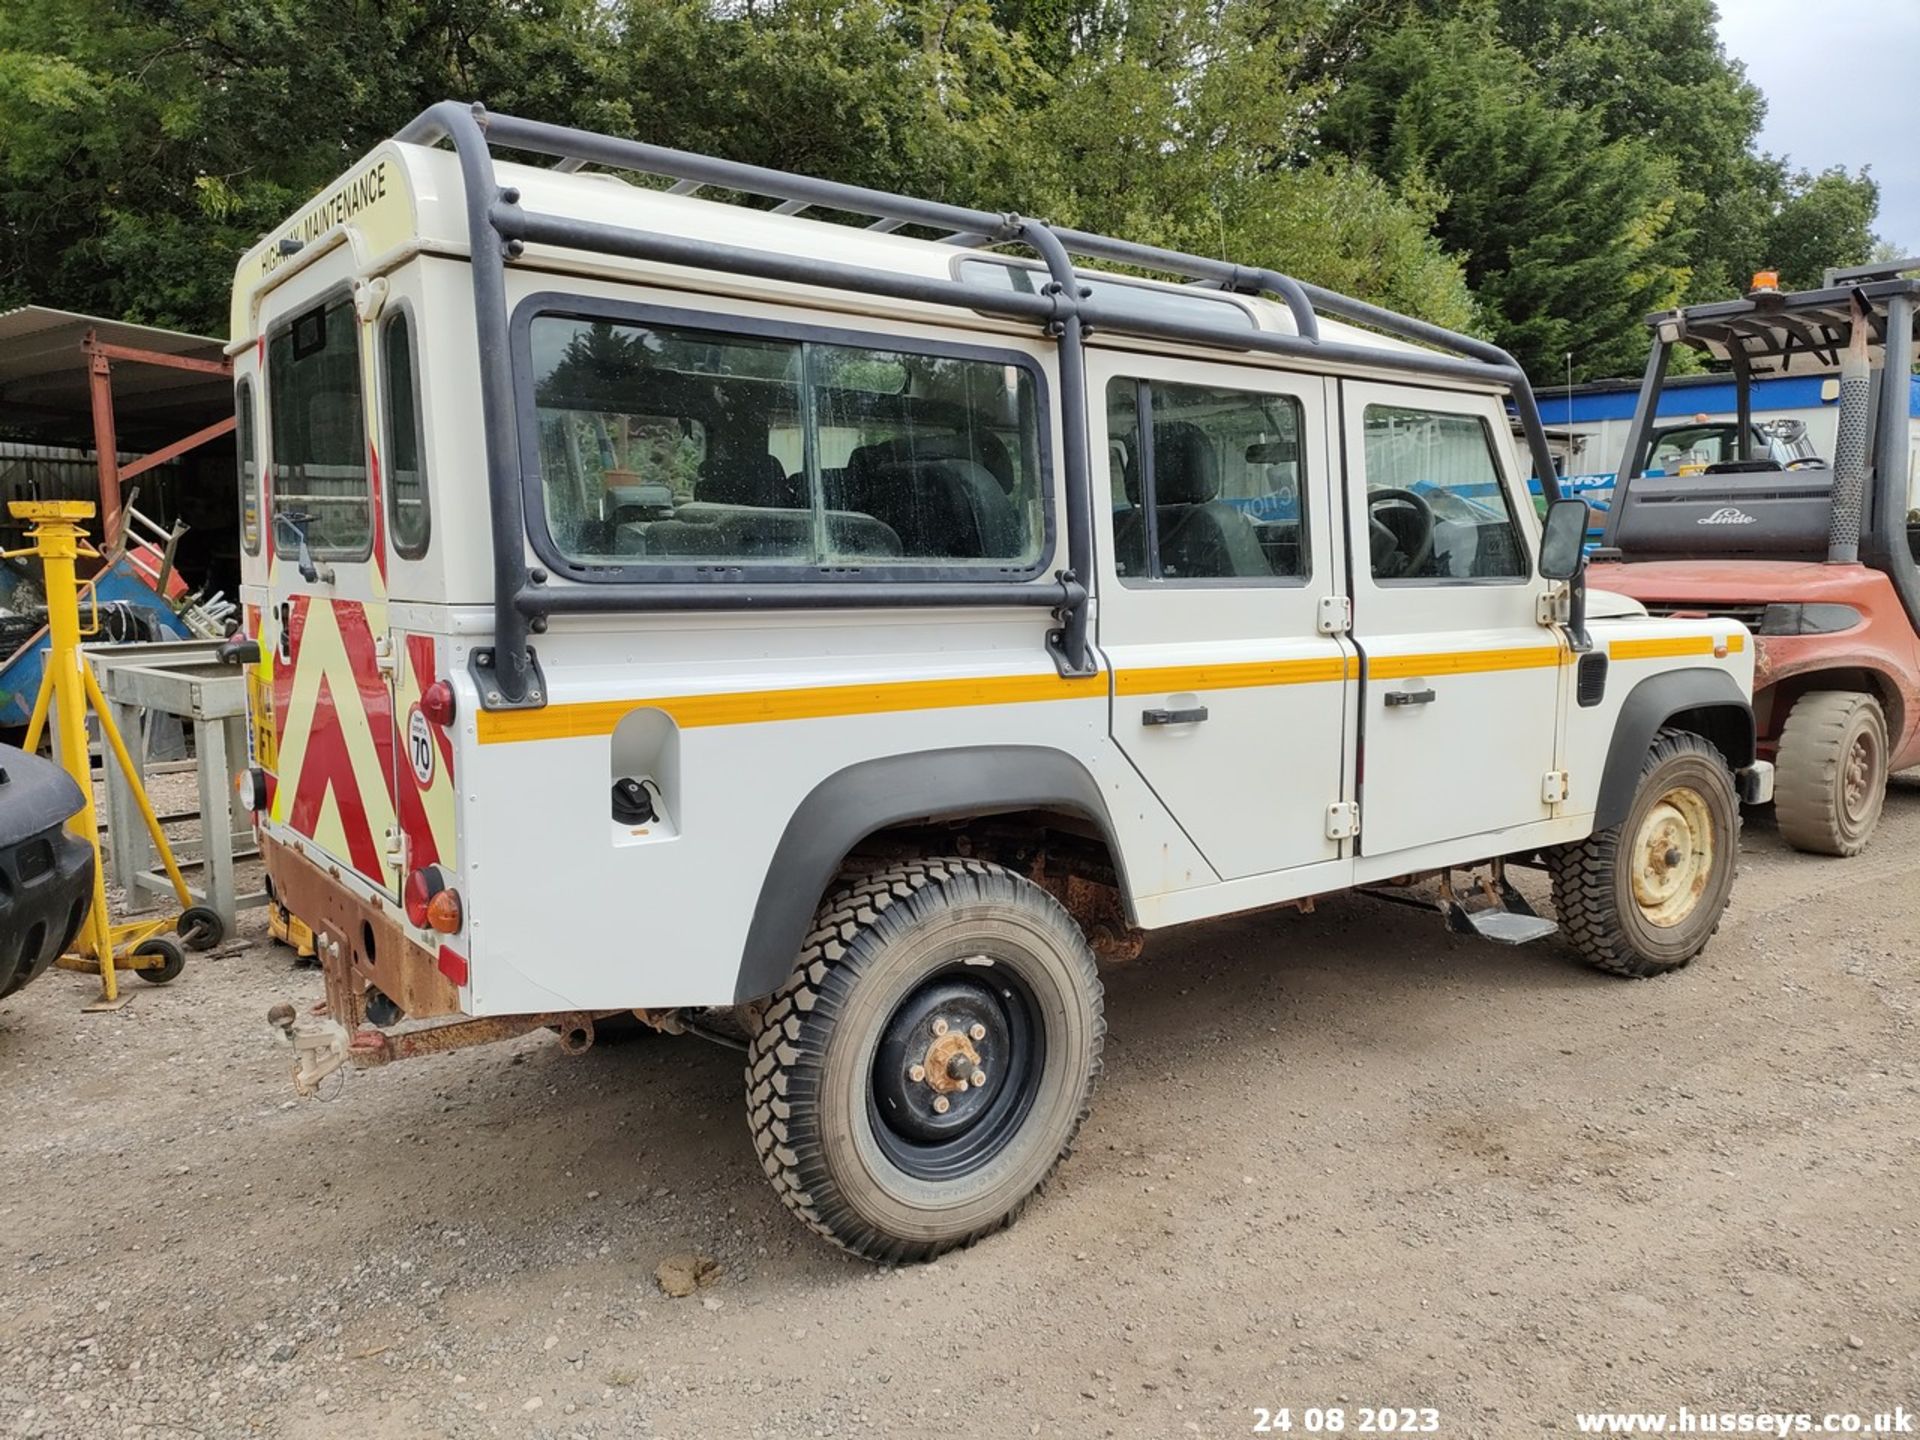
[233,103,1771,1262]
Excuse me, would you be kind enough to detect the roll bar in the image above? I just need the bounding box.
[394,100,1563,708]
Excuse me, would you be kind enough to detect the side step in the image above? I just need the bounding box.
[1361,864,1560,947]
[1448,905,1558,946]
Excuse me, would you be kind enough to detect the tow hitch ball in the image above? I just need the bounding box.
[267,1001,351,1096]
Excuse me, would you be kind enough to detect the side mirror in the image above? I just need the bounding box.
[1538,497,1590,581]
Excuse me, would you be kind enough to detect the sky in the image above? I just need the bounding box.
[1716,0,1920,257]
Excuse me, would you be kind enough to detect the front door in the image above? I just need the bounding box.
[1092,356,1353,882]
[260,259,400,896]
[1340,381,1565,859]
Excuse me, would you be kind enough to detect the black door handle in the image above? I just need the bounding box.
[1384,688,1436,708]
[1142,705,1210,726]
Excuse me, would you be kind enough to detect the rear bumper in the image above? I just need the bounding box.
[261,832,463,1022]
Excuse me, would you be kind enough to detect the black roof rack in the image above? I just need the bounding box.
[392,100,1562,708]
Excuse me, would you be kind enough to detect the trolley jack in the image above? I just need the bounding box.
[6,501,223,1008]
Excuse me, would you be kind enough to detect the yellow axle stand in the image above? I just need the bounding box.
[7,500,206,1008]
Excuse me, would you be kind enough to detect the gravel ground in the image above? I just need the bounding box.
[2,778,1917,1440]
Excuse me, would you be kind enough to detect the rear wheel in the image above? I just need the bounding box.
[1547,729,1739,977]
[746,858,1103,1263]
[1774,691,1888,857]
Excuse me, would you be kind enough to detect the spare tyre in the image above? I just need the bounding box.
[0,743,96,999]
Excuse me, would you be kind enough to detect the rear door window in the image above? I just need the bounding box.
[267,297,371,560]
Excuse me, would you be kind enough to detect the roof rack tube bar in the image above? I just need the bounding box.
[1048,228,1319,342]
[495,207,1060,325]
[477,112,1016,242]
[553,157,587,174]
[400,101,540,704]
[1295,282,1560,499]
[770,199,809,216]
[1018,221,1097,675]
[495,203,1518,394]
[1068,298,1518,387]
[866,218,907,234]
[666,179,702,196]
[519,579,1085,617]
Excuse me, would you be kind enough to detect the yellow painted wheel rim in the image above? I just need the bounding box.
[1630,786,1714,929]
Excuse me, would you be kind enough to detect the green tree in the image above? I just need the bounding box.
[1320,13,1688,379]
[989,0,1479,330]
[1761,165,1879,291]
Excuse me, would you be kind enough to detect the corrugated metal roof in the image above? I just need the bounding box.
[0,306,231,448]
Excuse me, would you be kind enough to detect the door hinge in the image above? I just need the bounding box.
[383,825,404,870]
[1325,801,1360,840]
[1537,588,1570,626]
[1317,595,1352,635]
[1542,770,1570,804]
[373,633,396,678]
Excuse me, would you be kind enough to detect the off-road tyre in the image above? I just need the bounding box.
[1547,728,1739,978]
[1774,690,1888,858]
[745,857,1103,1264]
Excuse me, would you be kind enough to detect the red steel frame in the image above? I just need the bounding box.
[81,331,235,547]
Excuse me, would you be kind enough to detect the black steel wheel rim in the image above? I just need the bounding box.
[867,962,1045,1182]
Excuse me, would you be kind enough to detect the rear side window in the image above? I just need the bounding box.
[381,310,430,557]
[1105,376,1307,584]
[266,298,370,560]
[236,380,260,554]
[528,314,1048,575]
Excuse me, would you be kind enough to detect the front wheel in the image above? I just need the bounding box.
[1547,729,1740,977]
[746,858,1104,1263]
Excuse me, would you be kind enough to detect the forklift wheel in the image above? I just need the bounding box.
[133,934,187,985]
[1774,691,1888,858]
[177,904,226,952]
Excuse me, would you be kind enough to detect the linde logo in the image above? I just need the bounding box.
[1697,506,1759,526]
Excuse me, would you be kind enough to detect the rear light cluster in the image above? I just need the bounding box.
[420,679,456,727]
[404,864,463,934]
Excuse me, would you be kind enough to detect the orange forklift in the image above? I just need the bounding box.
[1589,260,1920,855]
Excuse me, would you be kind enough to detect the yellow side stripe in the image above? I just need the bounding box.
[1112,655,1350,695]
[1367,646,1565,681]
[1611,633,1745,662]
[476,633,1737,744]
[477,670,1106,744]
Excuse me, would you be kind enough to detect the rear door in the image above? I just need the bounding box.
[261,260,400,896]
[1091,355,1353,882]
[1340,381,1565,859]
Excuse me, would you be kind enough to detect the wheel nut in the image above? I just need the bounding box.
[956,1080,969,1093]
[933,1095,950,1114]
[932,1017,949,1036]
[968,1023,986,1041]
[909,1063,926,1083]
[971,1069,986,1088]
